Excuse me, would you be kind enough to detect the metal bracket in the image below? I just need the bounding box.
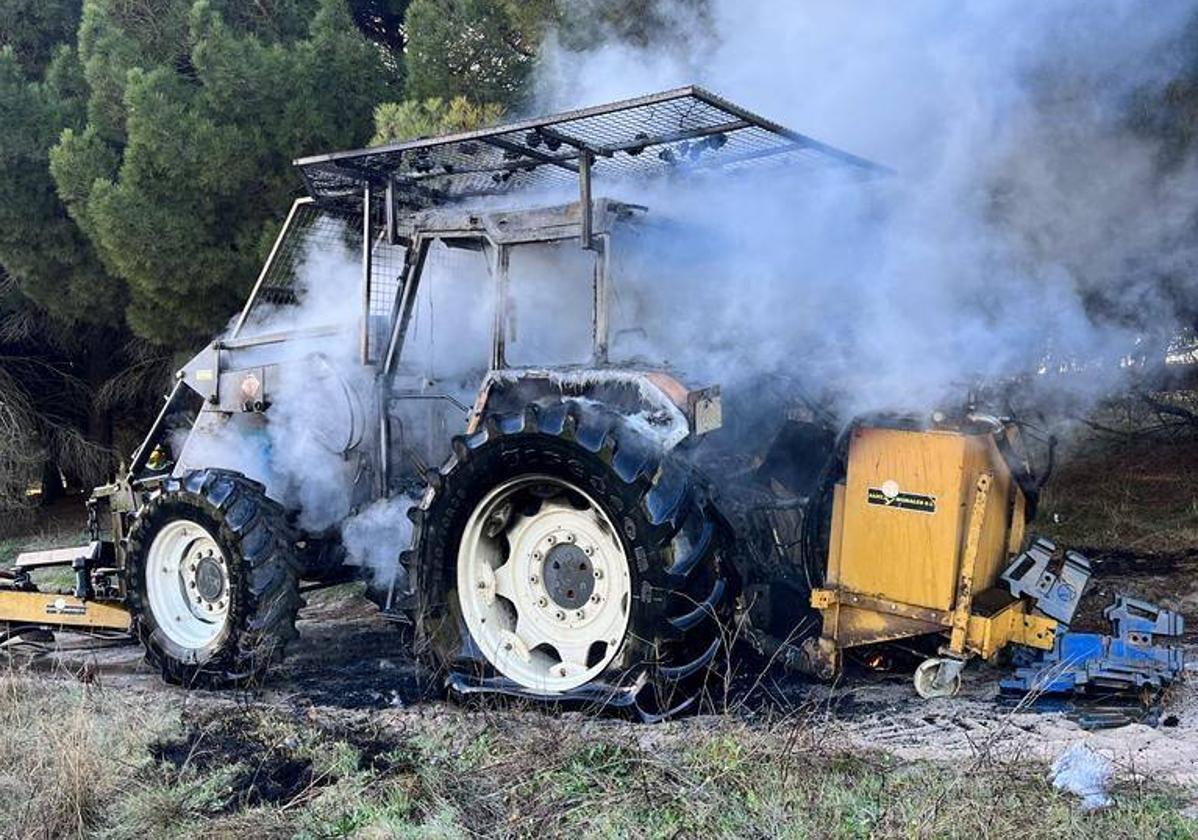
[948,472,993,654]
[1000,536,1057,599]
[579,149,594,250]
[1001,538,1091,626]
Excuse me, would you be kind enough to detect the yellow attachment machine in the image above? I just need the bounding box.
[1,544,131,637]
[806,420,1058,697]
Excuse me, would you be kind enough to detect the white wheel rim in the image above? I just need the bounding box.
[914,659,959,699]
[145,519,231,650]
[457,475,633,693]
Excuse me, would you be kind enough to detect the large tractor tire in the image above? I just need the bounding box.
[125,469,301,687]
[405,399,737,720]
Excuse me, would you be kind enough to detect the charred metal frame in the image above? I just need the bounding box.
[220,88,887,494]
[224,87,890,389]
[379,202,622,381]
[375,203,623,492]
[231,197,314,339]
[294,86,886,265]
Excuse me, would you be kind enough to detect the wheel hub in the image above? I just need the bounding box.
[542,542,594,609]
[194,556,227,602]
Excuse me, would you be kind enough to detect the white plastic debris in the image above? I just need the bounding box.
[1051,743,1114,810]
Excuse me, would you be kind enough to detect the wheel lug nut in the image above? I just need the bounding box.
[503,642,512,651]
[538,597,548,608]
[477,580,487,589]
[575,609,585,620]
[555,610,565,621]
[529,574,539,584]
[590,594,601,604]
[564,533,575,543]
[546,535,556,545]
[532,551,542,562]
[594,569,603,579]
[583,546,593,556]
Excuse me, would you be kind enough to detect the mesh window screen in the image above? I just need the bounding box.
[368,234,406,362]
[238,203,362,331]
[237,201,407,364]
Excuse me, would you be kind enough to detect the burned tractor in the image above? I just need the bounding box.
[4,88,1082,715]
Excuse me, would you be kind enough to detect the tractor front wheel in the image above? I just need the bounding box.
[125,469,301,687]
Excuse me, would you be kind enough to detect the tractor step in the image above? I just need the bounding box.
[14,544,95,568]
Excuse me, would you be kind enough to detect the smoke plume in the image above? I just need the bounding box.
[535,1,1198,419]
[177,3,1198,566]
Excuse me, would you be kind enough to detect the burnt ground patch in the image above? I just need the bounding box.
[281,620,432,709]
[148,706,414,814]
[150,711,317,811]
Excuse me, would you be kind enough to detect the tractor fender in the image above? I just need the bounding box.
[466,368,721,451]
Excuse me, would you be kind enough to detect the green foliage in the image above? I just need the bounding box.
[403,0,538,106]
[0,0,81,76]
[371,96,504,144]
[48,0,398,346]
[0,0,405,493]
[75,0,191,145]
[0,45,124,324]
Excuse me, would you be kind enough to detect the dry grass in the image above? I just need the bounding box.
[0,674,1191,840]
[0,670,177,839]
[1037,431,1198,557]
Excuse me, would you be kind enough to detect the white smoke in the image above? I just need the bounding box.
[176,228,406,582]
[175,1,1198,561]
[340,495,414,589]
[533,1,1198,419]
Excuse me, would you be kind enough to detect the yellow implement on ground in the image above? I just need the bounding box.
[807,422,1057,697]
[1,544,131,635]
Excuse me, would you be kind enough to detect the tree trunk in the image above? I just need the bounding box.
[40,458,64,505]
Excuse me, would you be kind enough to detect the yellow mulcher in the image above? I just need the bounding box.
[2,485,133,638]
[803,417,1059,697]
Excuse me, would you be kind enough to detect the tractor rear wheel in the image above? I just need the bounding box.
[125,469,301,687]
[406,400,737,720]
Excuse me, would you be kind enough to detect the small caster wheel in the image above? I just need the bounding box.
[914,657,963,699]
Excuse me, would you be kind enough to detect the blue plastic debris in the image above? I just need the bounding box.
[1001,594,1186,694]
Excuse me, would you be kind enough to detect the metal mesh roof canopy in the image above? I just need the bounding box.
[294,86,886,208]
